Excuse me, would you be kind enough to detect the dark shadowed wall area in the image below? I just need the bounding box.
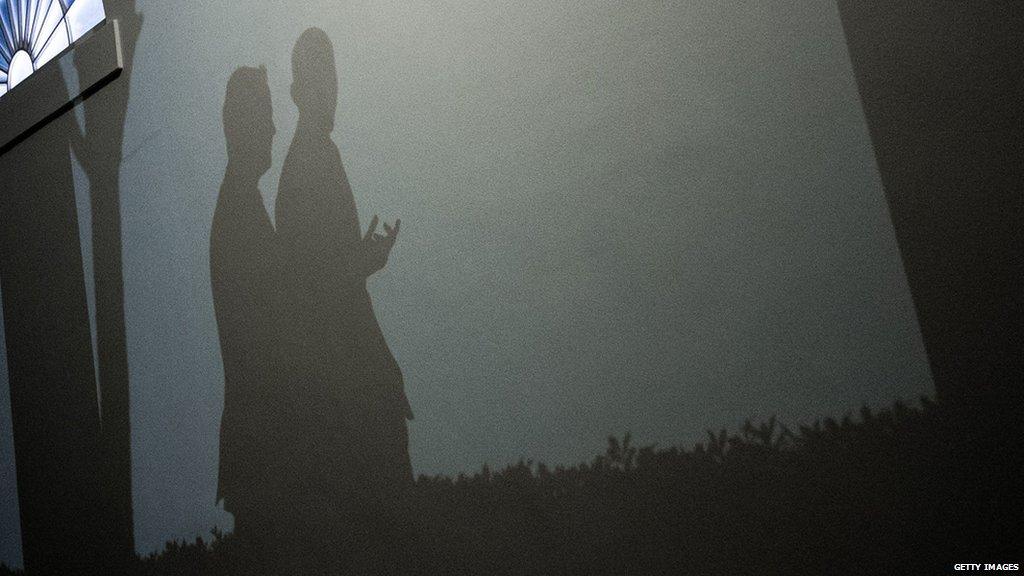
[837,1,1023,401]
[0,0,932,564]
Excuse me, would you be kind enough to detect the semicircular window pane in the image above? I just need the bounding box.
[0,0,105,97]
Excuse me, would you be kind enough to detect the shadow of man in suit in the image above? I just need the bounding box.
[275,26,414,572]
[210,66,287,556]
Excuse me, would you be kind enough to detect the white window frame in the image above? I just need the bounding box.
[0,17,121,154]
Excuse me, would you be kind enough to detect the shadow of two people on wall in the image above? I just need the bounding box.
[211,27,415,574]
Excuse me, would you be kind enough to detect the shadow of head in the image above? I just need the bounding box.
[223,66,275,174]
[291,27,338,130]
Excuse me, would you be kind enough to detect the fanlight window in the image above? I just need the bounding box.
[0,0,105,98]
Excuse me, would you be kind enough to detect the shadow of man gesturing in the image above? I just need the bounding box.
[274,26,414,570]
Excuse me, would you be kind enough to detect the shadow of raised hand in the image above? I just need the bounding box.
[360,215,401,277]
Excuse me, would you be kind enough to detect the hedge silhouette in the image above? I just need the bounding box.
[2,388,1021,575]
